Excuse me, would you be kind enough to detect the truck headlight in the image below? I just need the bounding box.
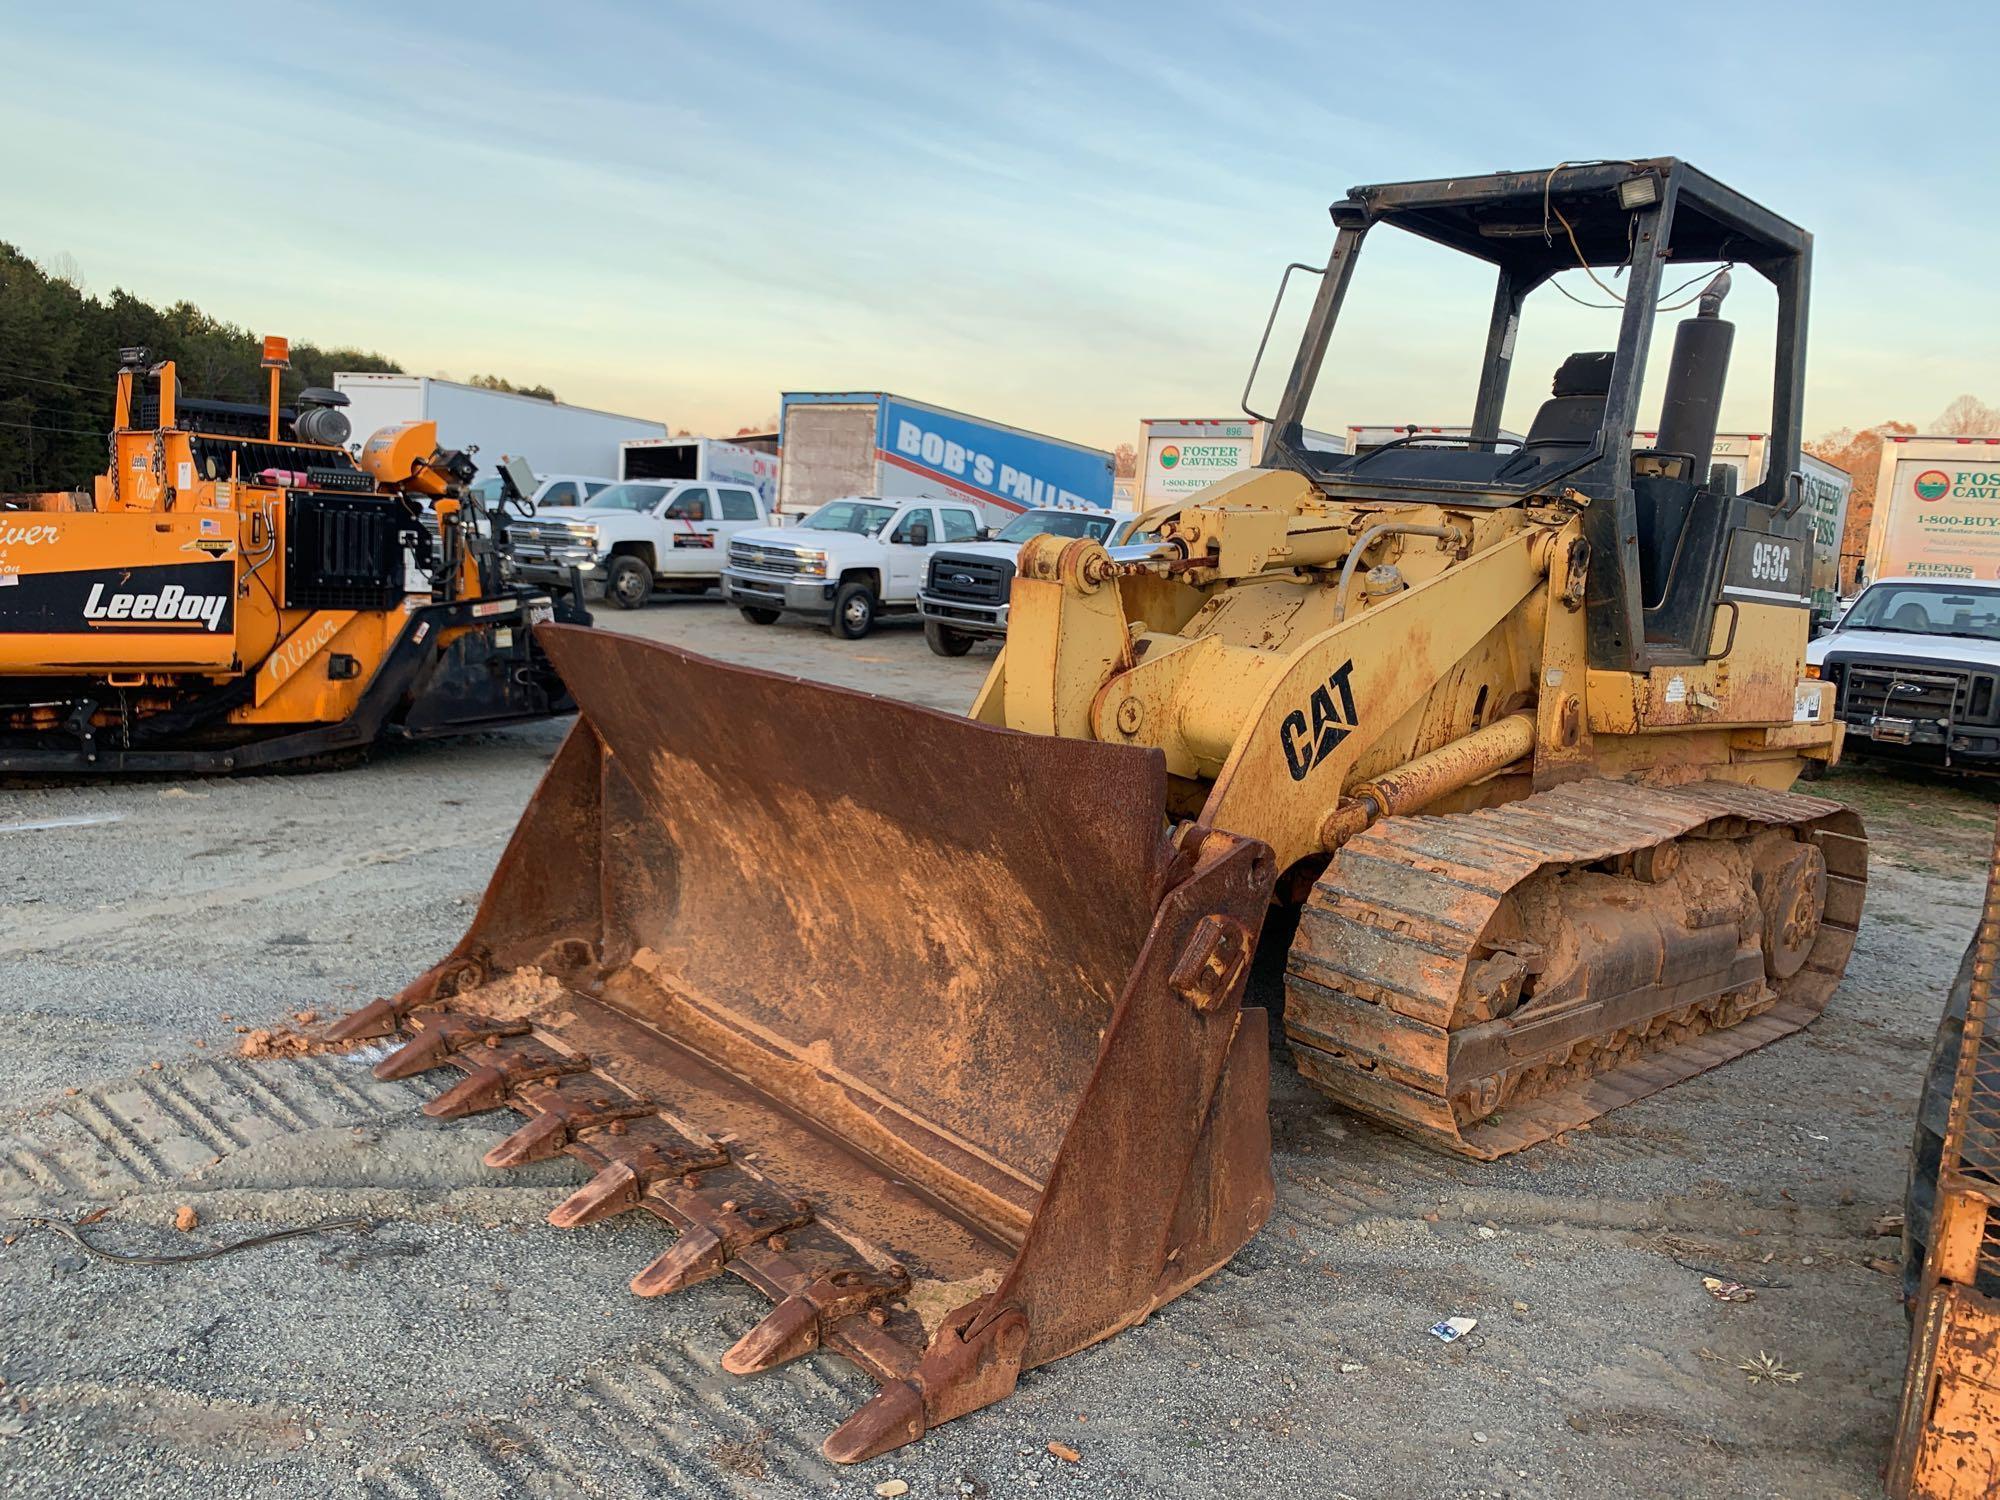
[795,551,828,577]
[572,525,599,545]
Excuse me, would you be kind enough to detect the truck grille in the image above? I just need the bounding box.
[926,553,1012,606]
[729,541,810,576]
[1824,656,1994,724]
[510,519,595,548]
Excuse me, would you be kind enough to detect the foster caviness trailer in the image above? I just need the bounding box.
[1863,435,2000,585]
[1138,418,1347,506]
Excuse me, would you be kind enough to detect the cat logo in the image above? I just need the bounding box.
[1280,660,1360,782]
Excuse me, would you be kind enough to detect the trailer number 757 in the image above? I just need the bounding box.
[1280,660,1360,782]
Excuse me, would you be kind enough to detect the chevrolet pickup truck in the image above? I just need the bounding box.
[505,478,773,608]
[721,495,985,638]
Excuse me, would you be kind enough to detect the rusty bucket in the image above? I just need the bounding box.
[332,624,1277,1461]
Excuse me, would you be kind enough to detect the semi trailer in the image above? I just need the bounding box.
[776,392,1112,525]
[332,374,665,484]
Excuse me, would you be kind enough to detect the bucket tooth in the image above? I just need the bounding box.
[723,1294,819,1374]
[723,1265,911,1376]
[484,1094,658,1169]
[483,1110,571,1168]
[375,1018,532,1080]
[631,1191,814,1297]
[631,1224,724,1297]
[822,1302,1029,1463]
[421,1052,593,1120]
[374,1029,454,1080]
[547,1138,733,1228]
[326,996,404,1042]
[550,1160,645,1228]
[823,1382,926,1466]
[424,1063,512,1120]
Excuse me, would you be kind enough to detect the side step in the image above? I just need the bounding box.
[1284,778,1868,1158]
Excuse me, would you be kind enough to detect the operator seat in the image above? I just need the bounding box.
[1513,352,1614,465]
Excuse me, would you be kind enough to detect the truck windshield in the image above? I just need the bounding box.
[584,482,670,512]
[801,500,896,536]
[995,510,1113,544]
[1843,583,2000,641]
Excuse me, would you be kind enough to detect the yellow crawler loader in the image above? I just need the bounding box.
[1890,818,2000,1498]
[335,159,1867,1459]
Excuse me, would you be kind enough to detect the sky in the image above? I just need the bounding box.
[2,0,1994,454]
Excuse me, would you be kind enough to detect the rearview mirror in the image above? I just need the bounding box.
[907,522,930,547]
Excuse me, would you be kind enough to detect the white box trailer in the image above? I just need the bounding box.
[1635,428,1767,494]
[1863,434,2000,584]
[1140,419,1267,505]
[332,373,665,481]
[619,435,781,510]
[778,392,1113,525]
[1138,419,1348,506]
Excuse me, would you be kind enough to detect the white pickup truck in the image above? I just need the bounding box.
[916,506,1142,655]
[721,495,985,638]
[505,477,774,608]
[1807,576,2000,771]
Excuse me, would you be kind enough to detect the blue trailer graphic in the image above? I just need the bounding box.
[779,392,1113,520]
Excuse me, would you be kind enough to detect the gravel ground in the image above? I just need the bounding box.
[1,593,1994,1499]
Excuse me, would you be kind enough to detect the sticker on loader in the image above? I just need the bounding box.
[1280,659,1359,781]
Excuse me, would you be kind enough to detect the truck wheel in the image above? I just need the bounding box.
[738,606,780,625]
[831,583,877,640]
[606,556,652,610]
[924,621,974,657]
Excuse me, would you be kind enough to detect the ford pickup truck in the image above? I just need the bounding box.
[1807,576,2000,771]
[916,506,1141,655]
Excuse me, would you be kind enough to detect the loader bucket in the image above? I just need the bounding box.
[332,625,1278,1461]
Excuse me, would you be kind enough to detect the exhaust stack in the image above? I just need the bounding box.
[1654,270,1735,487]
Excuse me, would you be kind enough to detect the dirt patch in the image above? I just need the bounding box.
[709,1431,770,1479]
[905,1267,1004,1339]
[236,1025,370,1060]
[1817,762,2000,875]
[464,965,572,1023]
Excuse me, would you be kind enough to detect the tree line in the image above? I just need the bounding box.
[0,244,556,494]
[5,239,1995,541]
